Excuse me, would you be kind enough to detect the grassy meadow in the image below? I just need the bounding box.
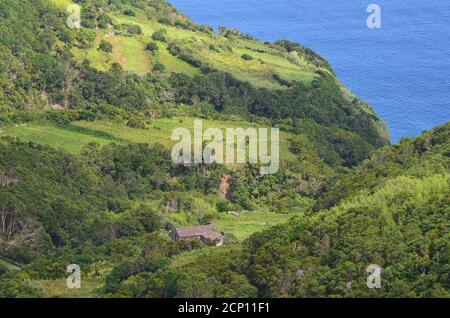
[0,122,125,154]
[68,10,319,88]
[0,118,296,161]
[38,279,102,298]
[216,210,294,241]
[50,0,73,10]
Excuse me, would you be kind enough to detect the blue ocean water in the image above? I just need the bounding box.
[168,0,450,143]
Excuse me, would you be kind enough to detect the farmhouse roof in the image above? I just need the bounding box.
[174,224,221,240]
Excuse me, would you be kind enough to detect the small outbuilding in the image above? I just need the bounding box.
[170,224,225,245]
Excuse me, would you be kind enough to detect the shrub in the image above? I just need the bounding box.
[174,20,190,30]
[157,17,172,25]
[208,44,219,52]
[77,110,96,121]
[123,9,136,17]
[152,29,167,42]
[146,42,159,53]
[168,43,202,68]
[99,40,113,53]
[128,25,142,35]
[153,63,165,72]
[97,13,111,29]
[216,200,235,213]
[199,24,214,34]
[241,54,253,61]
[127,118,145,129]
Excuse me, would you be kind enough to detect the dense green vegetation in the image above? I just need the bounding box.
[1,121,447,297]
[0,0,448,298]
[0,0,388,165]
[97,123,448,298]
[0,117,297,160]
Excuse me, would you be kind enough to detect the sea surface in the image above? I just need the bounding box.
[168,0,450,142]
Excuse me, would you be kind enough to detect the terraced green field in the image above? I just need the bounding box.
[67,8,320,88]
[50,0,73,10]
[216,210,294,241]
[155,41,201,75]
[73,33,153,75]
[39,279,102,298]
[0,118,296,161]
[0,123,124,154]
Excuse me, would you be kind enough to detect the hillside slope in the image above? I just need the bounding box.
[1,0,447,299]
[0,0,388,167]
[112,123,448,298]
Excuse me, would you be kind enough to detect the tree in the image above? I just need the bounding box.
[218,26,228,36]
